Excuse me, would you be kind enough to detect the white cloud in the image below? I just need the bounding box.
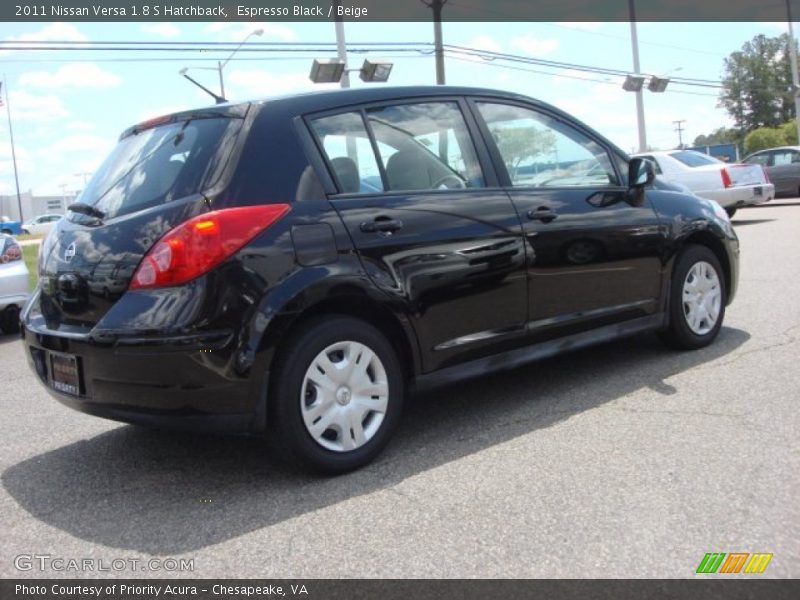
[65,121,95,132]
[227,70,335,99]
[0,23,88,55]
[556,22,604,31]
[511,35,559,57]
[6,90,69,121]
[19,63,121,90]
[141,23,181,38]
[203,22,295,42]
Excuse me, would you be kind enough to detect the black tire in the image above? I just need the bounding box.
[0,305,21,334]
[21,229,30,235]
[725,207,737,218]
[269,316,404,474]
[659,245,726,350]
[0,229,12,235]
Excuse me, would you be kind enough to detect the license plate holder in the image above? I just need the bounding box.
[50,352,81,396]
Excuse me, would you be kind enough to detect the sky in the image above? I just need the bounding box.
[0,20,791,199]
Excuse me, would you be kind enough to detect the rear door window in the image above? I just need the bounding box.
[311,112,385,194]
[310,101,486,194]
[76,116,243,220]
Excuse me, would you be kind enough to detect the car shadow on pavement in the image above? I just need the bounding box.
[731,218,776,226]
[2,327,749,555]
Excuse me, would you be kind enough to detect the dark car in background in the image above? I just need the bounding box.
[22,86,739,473]
[743,145,800,198]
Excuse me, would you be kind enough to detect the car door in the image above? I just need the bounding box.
[307,99,528,372]
[768,149,800,196]
[469,99,665,342]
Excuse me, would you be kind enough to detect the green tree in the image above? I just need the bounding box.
[693,127,738,147]
[492,126,557,179]
[720,34,796,134]
[743,126,787,154]
[779,121,799,145]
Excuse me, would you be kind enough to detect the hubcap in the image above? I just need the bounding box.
[682,261,722,335]
[300,341,389,453]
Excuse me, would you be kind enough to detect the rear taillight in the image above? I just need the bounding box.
[1,243,21,263]
[720,168,732,188]
[130,204,290,289]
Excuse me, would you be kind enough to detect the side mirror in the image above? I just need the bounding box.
[628,157,655,188]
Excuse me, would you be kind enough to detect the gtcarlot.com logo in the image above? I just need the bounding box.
[696,552,773,574]
[14,554,194,573]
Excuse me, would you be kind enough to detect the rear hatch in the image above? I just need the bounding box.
[37,105,248,332]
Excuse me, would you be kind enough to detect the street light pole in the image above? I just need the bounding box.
[786,0,800,142]
[629,0,647,152]
[2,77,23,222]
[217,28,263,98]
[180,28,263,102]
[333,0,349,89]
[422,0,447,84]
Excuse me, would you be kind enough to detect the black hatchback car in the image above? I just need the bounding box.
[22,86,738,473]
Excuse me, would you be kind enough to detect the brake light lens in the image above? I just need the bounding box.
[130,204,290,289]
[720,168,732,188]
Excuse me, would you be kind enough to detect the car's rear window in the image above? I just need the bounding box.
[668,150,722,168]
[76,116,243,220]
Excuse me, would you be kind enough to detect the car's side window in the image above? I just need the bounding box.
[366,102,486,191]
[310,111,385,194]
[745,152,770,167]
[476,102,618,188]
[772,150,794,166]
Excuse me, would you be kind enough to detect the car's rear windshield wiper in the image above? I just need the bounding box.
[68,202,106,220]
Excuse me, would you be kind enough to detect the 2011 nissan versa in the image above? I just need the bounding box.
[22,86,739,473]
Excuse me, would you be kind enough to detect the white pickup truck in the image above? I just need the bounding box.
[633,149,774,218]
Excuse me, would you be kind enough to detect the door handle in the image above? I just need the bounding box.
[527,207,557,223]
[360,216,404,234]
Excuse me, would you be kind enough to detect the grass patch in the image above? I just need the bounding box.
[22,243,39,290]
[15,233,45,242]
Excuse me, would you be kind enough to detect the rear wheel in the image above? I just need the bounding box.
[659,245,726,350]
[725,207,737,218]
[269,316,404,474]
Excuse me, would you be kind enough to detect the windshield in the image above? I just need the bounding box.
[75,116,243,220]
[669,150,723,168]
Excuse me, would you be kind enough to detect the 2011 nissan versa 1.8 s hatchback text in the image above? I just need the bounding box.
[22,86,738,473]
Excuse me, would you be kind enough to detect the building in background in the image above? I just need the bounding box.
[0,191,77,221]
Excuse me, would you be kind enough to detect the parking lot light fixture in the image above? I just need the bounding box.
[309,59,347,84]
[648,76,670,93]
[622,74,646,92]
[359,59,393,83]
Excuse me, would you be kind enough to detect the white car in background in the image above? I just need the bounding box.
[633,150,774,218]
[0,234,29,334]
[22,213,63,236]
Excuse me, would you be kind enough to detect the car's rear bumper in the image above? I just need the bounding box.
[698,183,775,208]
[21,321,264,434]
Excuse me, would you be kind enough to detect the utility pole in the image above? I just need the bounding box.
[333,0,349,89]
[423,0,447,84]
[628,0,647,152]
[1,77,23,222]
[787,0,800,143]
[673,119,686,149]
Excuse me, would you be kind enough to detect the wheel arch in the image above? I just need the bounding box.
[681,230,731,303]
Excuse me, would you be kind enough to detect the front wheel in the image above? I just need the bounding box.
[725,207,737,218]
[269,316,404,474]
[659,245,726,350]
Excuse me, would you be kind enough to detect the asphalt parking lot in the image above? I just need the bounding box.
[1,200,798,579]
